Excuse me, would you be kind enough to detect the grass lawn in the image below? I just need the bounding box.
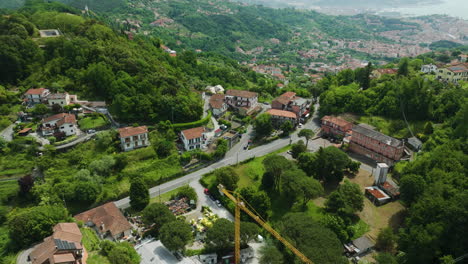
[78,116,108,130]
[149,186,184,204]
[358,116,426,138]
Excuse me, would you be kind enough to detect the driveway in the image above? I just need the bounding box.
[17,247,33,264]
[189,180,234,221]
[136,239,193,264]
[0,124,14,141]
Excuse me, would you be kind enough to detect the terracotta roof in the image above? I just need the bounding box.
[321,115,352,128]
[279,91,296,99]
[209,94,226,109]
[25,88,48,95]
[42,113,68,124]
[118,126,148,138]
[366,187,387,199]
[266,109,297,119]
[375,68,397,75]
[56,114,76,127]
[19,127,32,133]
[181,126,205,140]
[29,223,82,264]
[447,63,468,73]
[47,93,68,100]
[226,89,258,99]
[74,202,132,237]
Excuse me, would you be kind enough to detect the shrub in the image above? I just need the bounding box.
[173,111,212,130]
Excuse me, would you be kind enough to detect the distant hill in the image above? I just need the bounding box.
[0,0,125,11]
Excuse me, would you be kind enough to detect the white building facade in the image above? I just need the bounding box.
[118,126,150,152]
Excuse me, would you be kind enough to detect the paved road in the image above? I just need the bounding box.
[0,124,14,142]
[115,103,322,209]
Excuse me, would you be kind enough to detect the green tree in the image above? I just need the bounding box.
[298,129,314,147]
[141,203,176,227]
[160,220,193,252]
[154,139,175,158]
[262,155,294,191]
[254,113,273,138]
[423,121,434,135]
[279,213,347,264]
[375,253,398,264]
[107,242,140,264]
[31,104,49,115]
[239,187,271,220]
[206,218,235,251]
[298,147,353,183]
[259,243,283,264]
[325,180,363,219]
[8,205,70,248]
[129,177,149,211]
[280,120,293,136]
[291,140,307,158]
[240,221,260,246]
[400,174,425,205]
[215,167,239,190]
[398,58,409,76]
[376,227,397,252]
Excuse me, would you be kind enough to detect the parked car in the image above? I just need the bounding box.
[209,195,216,201]
[87,129,96,134]
[215,200,222,207]
[263,102,269,105]
[287,150,293,155]
[244,144,249,150]
[298,123,303,128]
[204,188,210,195]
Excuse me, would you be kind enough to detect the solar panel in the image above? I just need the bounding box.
[54,239,77,250]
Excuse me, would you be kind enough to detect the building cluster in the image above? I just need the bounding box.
[435,62,468,84]
[23,88,106,138]
[268,91,311,127]
[321,116,406,165]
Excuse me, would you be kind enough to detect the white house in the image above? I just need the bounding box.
[225,89,258,115]
[118,126,150,152]
[181,126,207,151]
[41,113,78,136]
[24,88,50,105]
[47,92,71,106]
[421,64,437,74]
[209,94,227,117]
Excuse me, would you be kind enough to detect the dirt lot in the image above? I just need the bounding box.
[348,169,406,240]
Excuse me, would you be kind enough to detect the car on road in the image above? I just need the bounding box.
[209,195,216,201]
[298,123,303,128]
[263,102,269,105]
[215,200,222,207]
[87,129,96,134]
[287,150,293,155]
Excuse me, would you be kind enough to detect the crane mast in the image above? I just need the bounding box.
[218,184,313,264]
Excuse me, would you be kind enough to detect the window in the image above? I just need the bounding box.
[71,130,73,133]
[126,143,130,147]
[69,125,73,127]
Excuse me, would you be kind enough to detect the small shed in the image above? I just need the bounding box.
[344,236,374,257]
[407,137,422,152]
[198,253,217,264]
[365,186,391,206]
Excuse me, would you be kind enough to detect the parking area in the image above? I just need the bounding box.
[136,239,194,264]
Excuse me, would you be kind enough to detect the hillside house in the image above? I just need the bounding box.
[41,113,77,137]
[118,126,149,152]
[436,63,468,83]
[74,202,132,241]
[24,88,50,105]
[38,29,61,38]
[349,124,404,165]
[181,127,207,151]
[266,109,298,127]
[371,68,397,79]
[320,115,353,138]
[420,64,438,73]
[28,223,84,264]
[47,92,71,106]
[209,94,227,117]
[271,91,310,119]
[225,90,258,115]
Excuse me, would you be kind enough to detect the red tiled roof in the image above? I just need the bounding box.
[209,94,225,109]
[321,115,352,128]
[375,68,397,75]
[42,113,68,123]
[47,93,69,100]
[226,89,258,99]
[25,88,47,95]
[74,202,132,237]
[367,188,386,199]
[19,127,32,133]
[280,91,296,99]
[118,126,148,138]
[266,109,297,119]
[56,114,76,126]
[181,126,205,140]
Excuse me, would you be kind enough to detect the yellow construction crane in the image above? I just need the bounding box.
[217,184,313,264]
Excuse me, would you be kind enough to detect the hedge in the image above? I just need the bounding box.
[173,111,212,130]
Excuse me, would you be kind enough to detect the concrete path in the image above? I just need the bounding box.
[0,124,14,142]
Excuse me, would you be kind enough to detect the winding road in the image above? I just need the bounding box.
[115,103,322,209]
